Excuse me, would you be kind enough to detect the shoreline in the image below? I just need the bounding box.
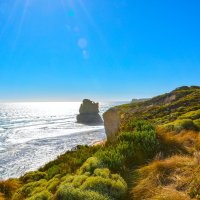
[0,128,106,181]
[92,139,106,146]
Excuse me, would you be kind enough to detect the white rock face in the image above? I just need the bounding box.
[103,108,121,142]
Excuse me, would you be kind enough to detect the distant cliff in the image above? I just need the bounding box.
[131,98,149,103]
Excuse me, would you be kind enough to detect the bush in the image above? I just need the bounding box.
[46,177,60,193]
[26,190,52,200]
[174,119,198,132]
[77,157,104,175]
[23,179,47,196]
[12,190,25,200]
[13,179,48,200]
[40,145,100,176]
[120,119,154,132]
[47,165,60,179]
[55,184,109,200]
[95,148,126,172]
[69,175,88,188]
[179,109,200,120]
[165,118,199,132]
[56,168,127,200]
[80,169,127,199]
[194,119,200,130]
[119,127,159,157]
[93,168,110,178]
[96,121,159,171]
[20,171,47,183]
[61,174,88,188]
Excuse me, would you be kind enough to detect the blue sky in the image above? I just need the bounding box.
[0,0,200,101]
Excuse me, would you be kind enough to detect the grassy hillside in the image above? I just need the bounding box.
[117,86,200,132]
[1,86,200,200]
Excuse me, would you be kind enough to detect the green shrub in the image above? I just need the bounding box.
[70,175,88,188]
[96,121,159,171]
[179,109,200,120]
[93,168,110,178]
[20,171,47,183]
[80,170,127,199]
[174,119,198,132]
[12,190,25,200]
[120,119,153,132]
[122,130,158,161]
[40,145,100,176]
[194,119,200,130]
[95,148,126,172]
[13,178,57,200]
[46,177,60,193]
[77,157,104,175]
[47,165,60,179]
[55,184,109,200]
[61,174,88,188]
[26,190,52,200]
[56,168,127,200]
[12,179,48,200]
[24,179,47,196]
[135,131,159,156]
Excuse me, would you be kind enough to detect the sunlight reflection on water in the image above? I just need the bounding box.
[0,102,124,179]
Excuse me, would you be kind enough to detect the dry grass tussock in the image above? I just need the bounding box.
[172,130,200,151]
[131,128,200,200]
[0,179,21,200]
[157,127,200,153]
[146,187,191,200]
[0,193,5,200]
[131,153,200,200]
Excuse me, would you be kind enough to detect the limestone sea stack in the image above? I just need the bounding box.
[77,99,103,125]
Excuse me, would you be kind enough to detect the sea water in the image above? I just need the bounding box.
[0,102,124,180]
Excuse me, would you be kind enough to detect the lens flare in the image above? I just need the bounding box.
[13,0,29,50]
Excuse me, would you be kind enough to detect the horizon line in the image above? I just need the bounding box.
[0,100,131,103]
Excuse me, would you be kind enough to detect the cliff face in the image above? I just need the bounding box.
[103,86,200,142]
[103,108,121,142]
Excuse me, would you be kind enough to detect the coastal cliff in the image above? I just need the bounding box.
[103,86,200,142]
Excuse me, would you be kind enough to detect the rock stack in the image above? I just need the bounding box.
[77,99,103,125]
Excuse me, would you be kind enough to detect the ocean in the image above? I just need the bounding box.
[0,102,124,180]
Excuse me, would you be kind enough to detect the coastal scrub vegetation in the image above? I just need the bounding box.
[1,86,200,199]
[118,86,200,131]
